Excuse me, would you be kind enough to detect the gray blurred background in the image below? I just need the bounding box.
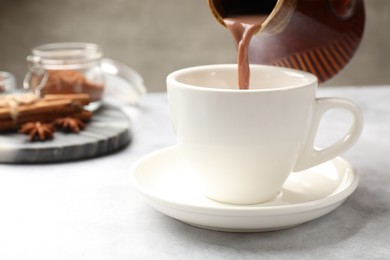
[0,0,389,92]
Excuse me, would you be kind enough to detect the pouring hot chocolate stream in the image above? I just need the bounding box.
[223,15,264,90]
[208,0,365,89]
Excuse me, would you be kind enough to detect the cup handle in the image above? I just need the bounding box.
[293,97,363,171]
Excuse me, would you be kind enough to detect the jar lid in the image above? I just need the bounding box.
[101,58,147,105]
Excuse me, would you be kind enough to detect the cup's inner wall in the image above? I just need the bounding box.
[173,65,317,90]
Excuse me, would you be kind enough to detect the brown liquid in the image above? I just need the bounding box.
[223,15,266,89]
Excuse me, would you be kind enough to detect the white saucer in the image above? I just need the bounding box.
[131,146,359,232]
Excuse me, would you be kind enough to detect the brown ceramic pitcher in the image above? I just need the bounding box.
[208,0,365,83]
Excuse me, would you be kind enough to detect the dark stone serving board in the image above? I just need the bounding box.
[0,105,131,164]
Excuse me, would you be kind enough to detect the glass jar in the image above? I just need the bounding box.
[0,71,16,94]
[24,42,105,110]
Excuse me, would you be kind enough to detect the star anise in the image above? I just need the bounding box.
[53,117,86,133]
[19,122,55,142]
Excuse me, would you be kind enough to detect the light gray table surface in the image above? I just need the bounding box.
[0,86,389,259]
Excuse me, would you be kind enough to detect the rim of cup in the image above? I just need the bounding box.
[167,64,318,93]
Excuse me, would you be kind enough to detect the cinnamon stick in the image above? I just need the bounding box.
[0,100,78,119]
[0,93,92,131]
[0,93,90,120]
[43,94,90,105]
[0,110,92,131]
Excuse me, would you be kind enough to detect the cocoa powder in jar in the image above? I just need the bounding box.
[38,70,104,102]
[26,43,105,103]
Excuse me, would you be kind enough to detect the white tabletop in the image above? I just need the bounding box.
[0,86,389,259]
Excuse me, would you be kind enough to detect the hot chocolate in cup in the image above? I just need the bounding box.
[167,64,363,205]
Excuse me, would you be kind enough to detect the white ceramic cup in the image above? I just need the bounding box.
[167,64,363,205]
